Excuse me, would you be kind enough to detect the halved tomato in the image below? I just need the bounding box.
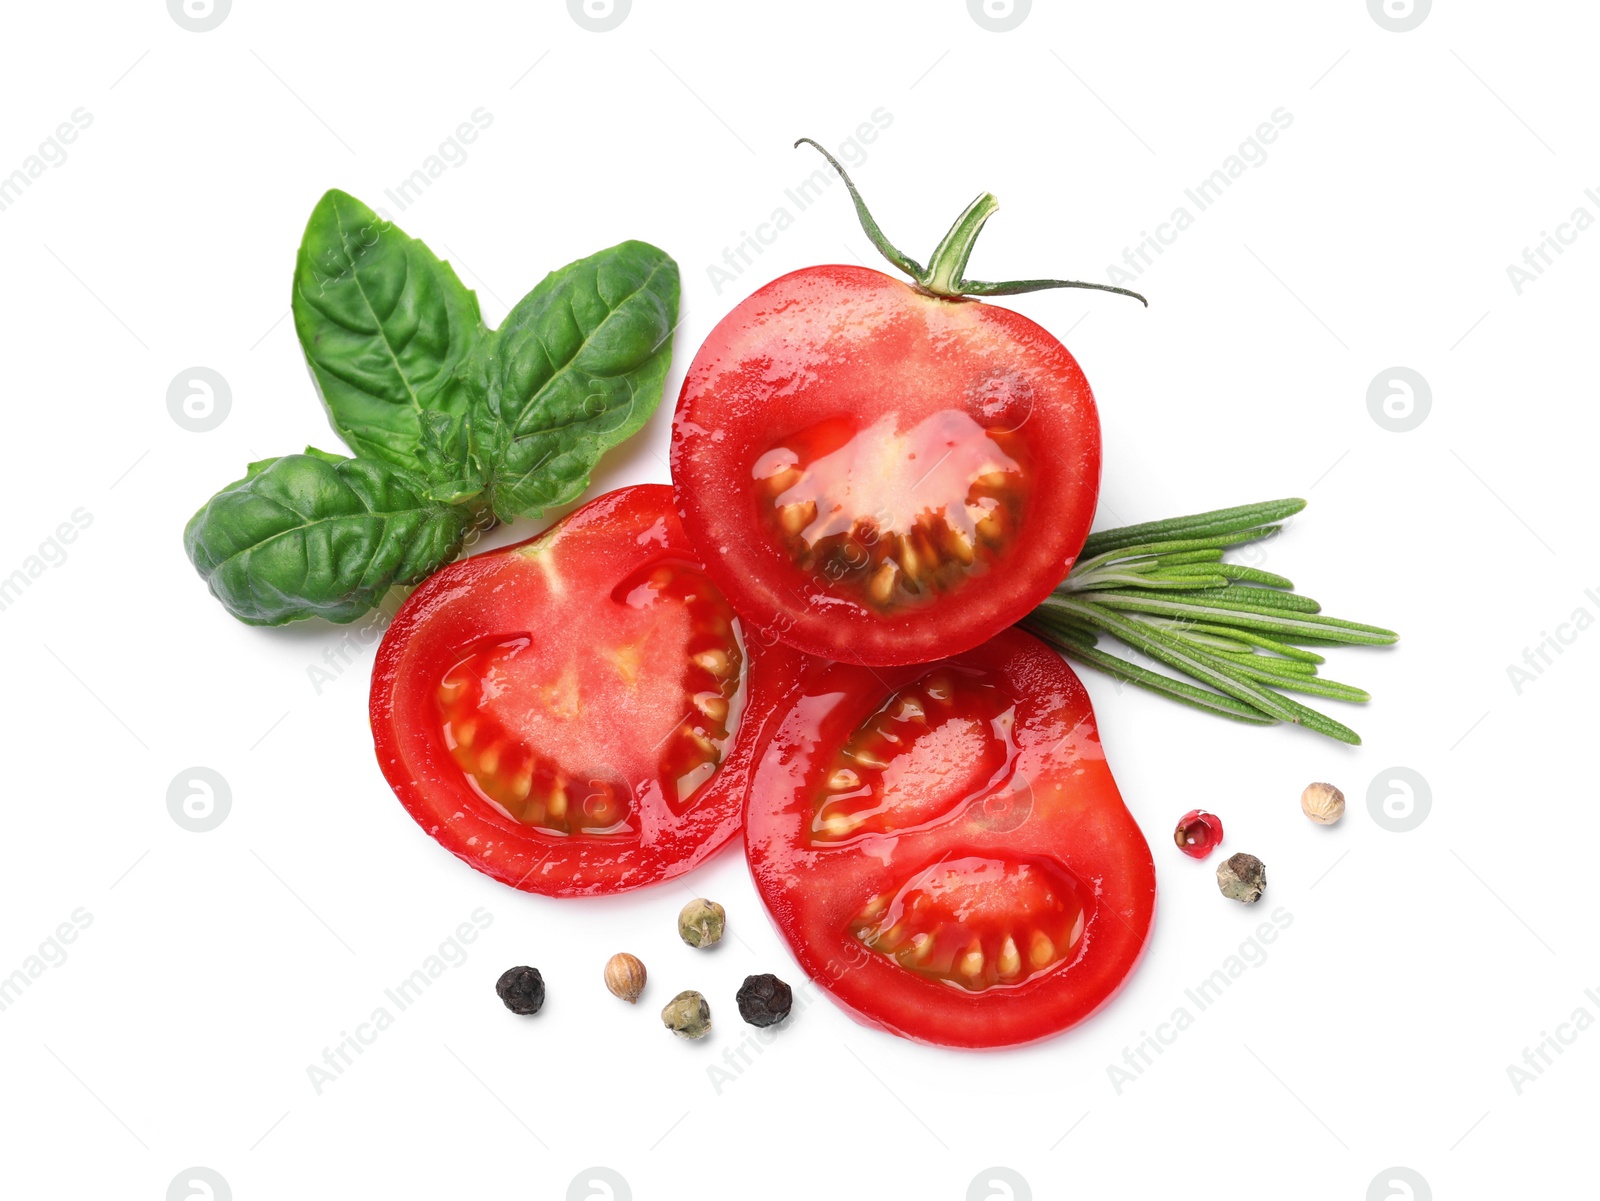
[744,628,1154,1047]
[671,264,1101,666]
[371,485,806,896]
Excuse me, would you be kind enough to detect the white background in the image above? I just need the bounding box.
[1,2,1595,1198]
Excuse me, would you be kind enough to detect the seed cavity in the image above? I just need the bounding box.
[753,409,1031,613]
[851,855,1089,992]
[811,667,1017,845]
[434,561,747,833]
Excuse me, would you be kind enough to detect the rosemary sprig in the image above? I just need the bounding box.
[1024,498,1397,744]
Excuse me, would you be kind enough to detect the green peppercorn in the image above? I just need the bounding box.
[1217,852,1267,903]
[661,989,711,1039]
[677,898,726,948]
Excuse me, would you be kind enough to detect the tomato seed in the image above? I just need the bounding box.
[693,649,729,675]
[693,693,729,723]
[1029,931,1055,969]
[998,936,1021,977]
[764,466,801,495]
[893,697,926,722]
[866,561,897,605]
[778,501,815,536]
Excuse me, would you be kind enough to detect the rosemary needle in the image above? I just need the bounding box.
[1027,499,1396,744]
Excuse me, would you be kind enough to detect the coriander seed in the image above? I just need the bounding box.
[1216,853,1267,904]
[736,973,793,1028]
[1301,781,1346,825]
[661,989,711,1039]
[678,898,726,948]
[495,966,545,1015]
[603,952,647,1003]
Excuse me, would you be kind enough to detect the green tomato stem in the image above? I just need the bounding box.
[794,137,1147,306]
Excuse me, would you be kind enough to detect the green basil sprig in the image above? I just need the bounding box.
[184,191,680,626]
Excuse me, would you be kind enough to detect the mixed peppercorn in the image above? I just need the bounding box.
[495,898,793,1039]
[1167,779,1352,907]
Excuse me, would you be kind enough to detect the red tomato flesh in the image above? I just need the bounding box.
[371,485,805,896]
[744,628,1154,1047]
[672,265,1100,666]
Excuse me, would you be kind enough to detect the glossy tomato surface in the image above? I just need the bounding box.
[672,265,1101,666]
[744,628,1154,1047]
[371,485,806,896]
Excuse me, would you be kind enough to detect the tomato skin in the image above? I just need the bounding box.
[744,629,1155,1048]
[672,264,1100,666]
[370,485,808,897]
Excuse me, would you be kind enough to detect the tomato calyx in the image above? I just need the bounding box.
[793,137,1148,306]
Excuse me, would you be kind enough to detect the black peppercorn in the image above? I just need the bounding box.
[495,966,545,1015]
[736,973,793,1027]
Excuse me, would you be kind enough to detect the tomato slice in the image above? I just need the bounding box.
[671,265,1101,666]
[371,485,806,896]
[744,628,1155,1047]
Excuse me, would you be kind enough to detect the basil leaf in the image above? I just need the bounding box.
[293,190,486,473]
[184,451,468,626]
[465,241,679,522]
